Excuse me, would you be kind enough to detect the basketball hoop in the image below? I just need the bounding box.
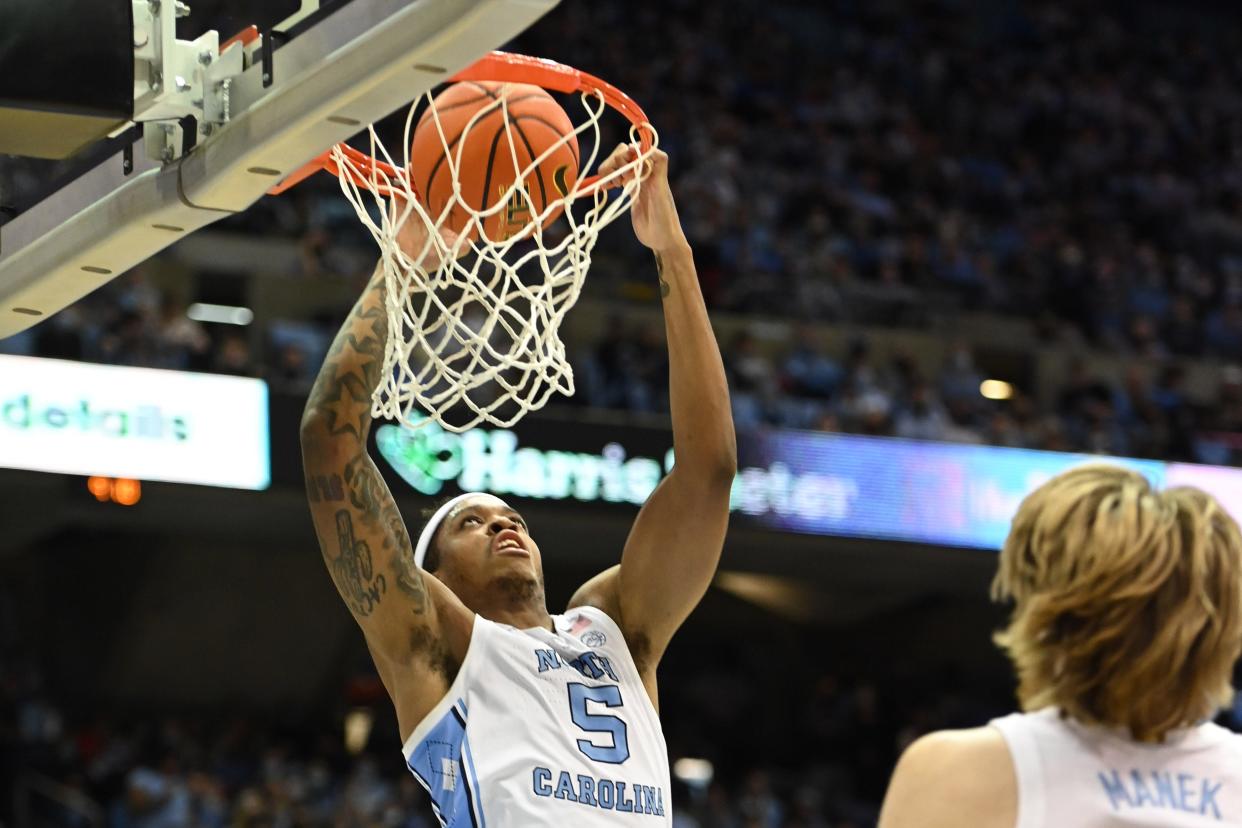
[273,51,657,433]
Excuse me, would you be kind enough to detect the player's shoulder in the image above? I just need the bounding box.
[1202,720,1242,760]
[879,727,1016,828]
[903,726,1011,769]
[567,565,623,622]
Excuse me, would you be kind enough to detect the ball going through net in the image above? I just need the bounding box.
[409,81,580,242]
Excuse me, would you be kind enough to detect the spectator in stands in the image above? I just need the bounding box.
[270,343,311,388]
[154,298,210,372]
[211,334,253,377]
[727,330,779,429]
[737,770,784,827]
[122,751,191,828]
[781,327,840,401]
[1213,367,1242,433]
[630,321,671,412]
[938,345,983,412]
[1164,295,1203,356]
[98,310,157,368]
[1205,301,1242,359]
[584,315,639,410]
[894,382,950,442]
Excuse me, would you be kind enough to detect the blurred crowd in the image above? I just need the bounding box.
[6,0,1242,466]
[576,315,1242,465]
[1,275,248,377]
[5,649,1238,828]
[523,0,1242,348]
[2,642,1030,828]
[4,253,1242,467]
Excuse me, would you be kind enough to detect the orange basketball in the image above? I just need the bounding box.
[409,81,580,242]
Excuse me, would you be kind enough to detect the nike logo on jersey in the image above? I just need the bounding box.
[1098,769,1224,820]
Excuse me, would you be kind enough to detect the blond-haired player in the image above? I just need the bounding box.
[880,465,1242,828]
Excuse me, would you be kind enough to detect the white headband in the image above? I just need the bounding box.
[414,492,511,569]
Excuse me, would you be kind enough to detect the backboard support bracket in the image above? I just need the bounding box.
[0,0,561,337]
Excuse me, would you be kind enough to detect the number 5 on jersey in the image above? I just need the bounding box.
[568,683,630,764]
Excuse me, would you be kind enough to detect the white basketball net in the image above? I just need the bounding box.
[334,83,657,433]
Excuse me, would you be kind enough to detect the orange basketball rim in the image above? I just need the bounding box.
[269,51,654,198]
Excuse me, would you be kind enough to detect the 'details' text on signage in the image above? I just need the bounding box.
[1,393,189,441]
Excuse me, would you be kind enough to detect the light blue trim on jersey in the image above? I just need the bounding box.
[458,703,487,828]
[405,699,485,827]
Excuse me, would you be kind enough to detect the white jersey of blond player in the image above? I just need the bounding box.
[403,605,672,826]
[991,706,1242,827]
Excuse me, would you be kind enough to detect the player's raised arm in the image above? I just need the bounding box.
[572,147,737,687]
[299,238,469,730]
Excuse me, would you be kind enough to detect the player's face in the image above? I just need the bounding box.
[434,496,544,595]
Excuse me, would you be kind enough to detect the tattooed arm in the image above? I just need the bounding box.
[300,267,472,737]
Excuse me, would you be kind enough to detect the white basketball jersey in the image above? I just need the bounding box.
[991,707,1242,827]
[402,606,672,826]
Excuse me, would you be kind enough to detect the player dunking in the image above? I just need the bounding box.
[880,465,1242,827]
[299,145,735,825]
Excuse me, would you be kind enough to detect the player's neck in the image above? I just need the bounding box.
[476,576,554,631]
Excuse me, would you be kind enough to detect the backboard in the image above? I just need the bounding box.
[0,0,561,338]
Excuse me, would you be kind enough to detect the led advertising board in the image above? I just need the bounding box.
[738,431,1167,549]
[0,355,270,490]
[377,416,1242,550]
[1166,462,1242,526]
